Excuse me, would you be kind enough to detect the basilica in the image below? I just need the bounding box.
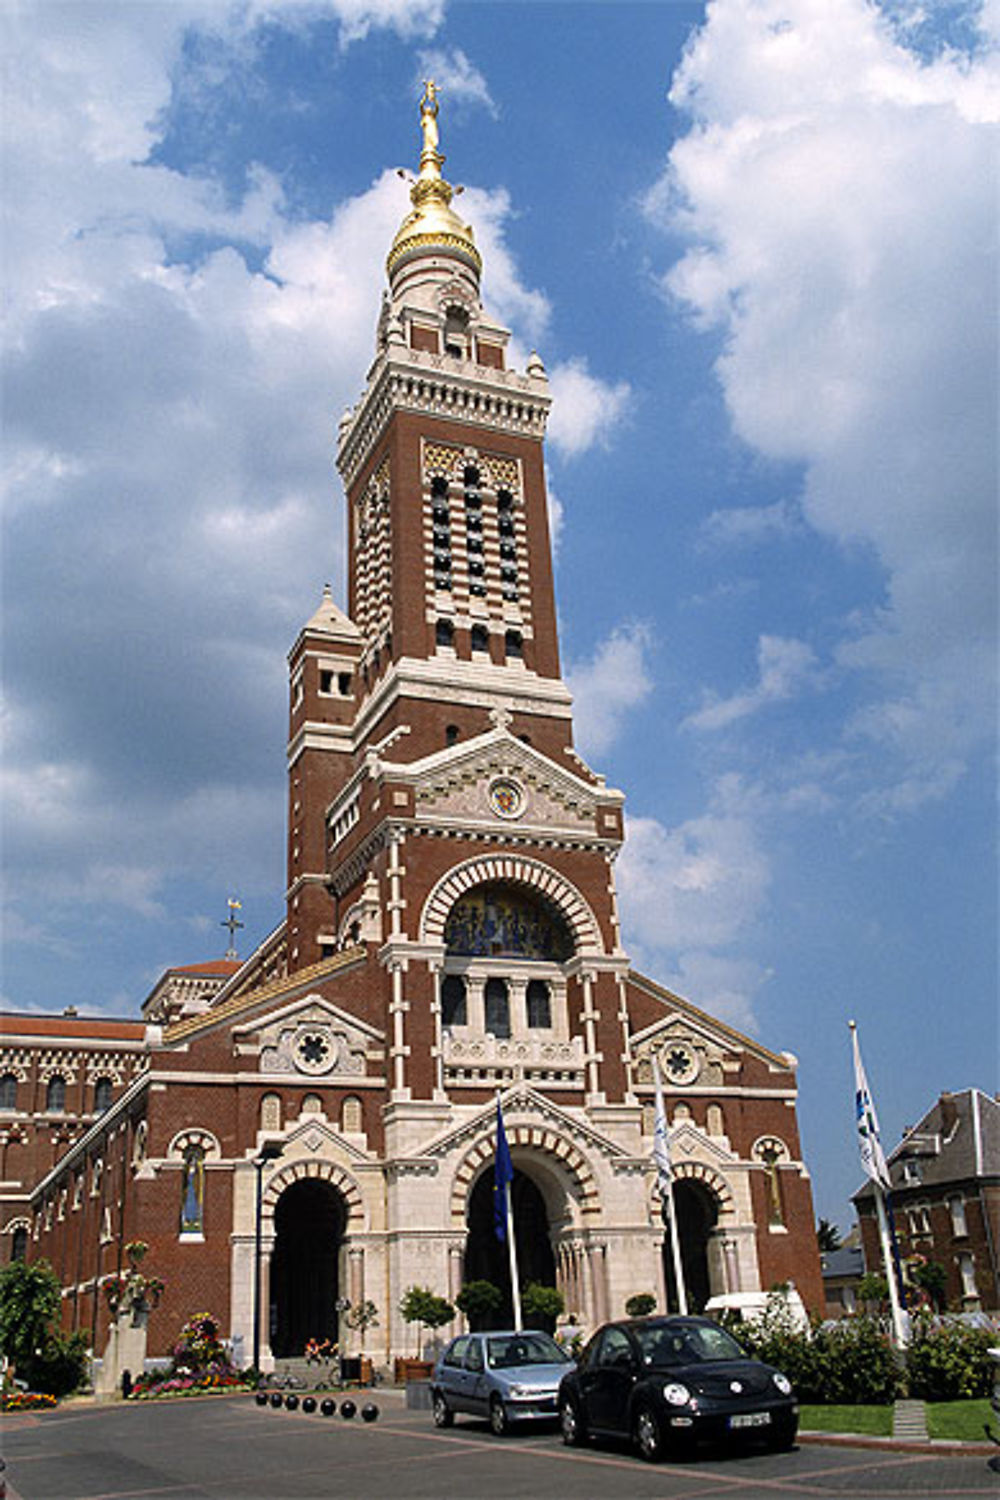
[2,90,823,1368]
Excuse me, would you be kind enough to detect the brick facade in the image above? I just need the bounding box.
[4,93,823,1372]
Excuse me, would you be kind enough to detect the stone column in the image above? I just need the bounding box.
[580,971,600,1100]
[348,1245,364,1306]
[586,1242,607,1326]
[722,1238,741,1294]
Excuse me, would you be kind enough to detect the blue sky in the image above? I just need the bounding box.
[3,0,997,1230]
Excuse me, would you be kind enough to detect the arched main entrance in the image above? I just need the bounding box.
[464,1168,556,1328]
[663,1180,718,1313]
[270,1179,346,1357]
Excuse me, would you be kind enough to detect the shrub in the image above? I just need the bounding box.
[625,1293,657,1318]
[0,1259,89,1397]
[30,1331,90,1398]
[905,1317,996,1400]
[521,1283,564,1328]
[455,1280,503,1328]
[732,1302,900,1405]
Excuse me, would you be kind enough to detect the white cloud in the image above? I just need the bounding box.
[566,623,653,757]
[648,0,998,805]
[416,48,497,115]
[545,357,631,458]
[683,634,821,731]
[699,498,804,548]
[617,787,773,1031]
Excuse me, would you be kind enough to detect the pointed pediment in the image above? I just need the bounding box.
[669,1119,739,1168]
[279,1113,371,1165]
[232,991,384,1079]
[382,727,622,837]
[419,1083,630,1165]
[629,972,793,1077]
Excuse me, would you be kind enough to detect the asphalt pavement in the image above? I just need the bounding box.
[2,1390,997,1500]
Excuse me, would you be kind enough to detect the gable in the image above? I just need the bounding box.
[233,992,384,1080]
[628,971,794,1078]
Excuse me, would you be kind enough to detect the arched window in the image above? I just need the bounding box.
[342,1095,363,1133]
[526,979,551,1029]
[706,1104,725,1137]
[436,618,454,648]
[431,474,449,498]
[179,1145,205,1238]
[484,978,510,1040]
[11,1226,27,1262]
[463,465,480,488]
[46,1075,66,1113]
[444,883,574,962]
[505,630,523,661]
[0,1074,17,1110]
[445,723,460,747]
[93,1077,113,1115]
[301,1094,323,1115]
[441,974,467,1028]
[260,1093,281,1132]
[470,624,489,655]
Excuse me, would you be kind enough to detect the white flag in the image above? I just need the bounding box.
[851,1023,891,1190]
[653,1055,672,1193]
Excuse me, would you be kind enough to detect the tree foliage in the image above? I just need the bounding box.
[816,1219,842,1252]
[624,1293,657,1318]
[521,1282,564,1328]
[0,1259,88,1397]
[455,1280,503,1327]
[399,1286,454,1354]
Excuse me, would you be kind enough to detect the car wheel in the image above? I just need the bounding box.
[489,1394,509,1436]
[559,1396,587,1447]
[633,1403,664,1463]
[431,1390,453,1429]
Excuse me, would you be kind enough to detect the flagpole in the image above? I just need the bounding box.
[507,1194,522,1331]
[495,1091,522,1331]
[654,1058,688,1316]
[849,1021,908,1349]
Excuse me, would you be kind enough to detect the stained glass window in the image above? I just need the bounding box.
[180,1145,205,1237]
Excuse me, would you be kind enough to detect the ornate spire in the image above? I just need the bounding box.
[387,82,481,281]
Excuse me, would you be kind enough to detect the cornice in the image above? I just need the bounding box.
[338,350,551,489]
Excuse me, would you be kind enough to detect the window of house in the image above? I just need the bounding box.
[464,465,480,488]
[441,975,467,1028]
[901,1159,922,1185]
[338,672,352,696]
[706,1104,725,1137]
[93,1077,113,1114]
[431,475,449,498]
[496,489,513,512]
[260,1093,281,1132]
[320,668,334,693]
[471,624,489,654]
[342,1095,363,1133]
[11,1226,27,1262]
[958,1252,977,1300]
[0,1073,17,1110]
[484,978,511,1040]
[436,618,455,648]
[46,1076,66,1113]
[445,724,460,747]
[949,1196,968,1237]
[526,979,551,1029]
[505,630,522,660]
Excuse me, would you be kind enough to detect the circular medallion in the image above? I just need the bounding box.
[662,1042,699,1086]
[489,777,524,820]
[295,1028,335,1075]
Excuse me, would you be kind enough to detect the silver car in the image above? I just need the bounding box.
[431,1329,575,1435]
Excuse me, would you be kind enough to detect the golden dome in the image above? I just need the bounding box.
[387,82,482,279]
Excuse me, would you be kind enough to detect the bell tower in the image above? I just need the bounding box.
[336,81,570,756]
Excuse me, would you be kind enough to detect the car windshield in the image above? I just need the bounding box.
[634,1323,745,1367]
[485,1333,568,1368]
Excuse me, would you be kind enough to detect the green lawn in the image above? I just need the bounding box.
[799,1399,994,1443]
[798,1405,892,1436]
[926,1400,992,1442]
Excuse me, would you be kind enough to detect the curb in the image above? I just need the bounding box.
[799,1430,996,1457]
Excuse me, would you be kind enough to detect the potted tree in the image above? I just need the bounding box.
[397,1287,454,1381]
[455,1279,503,1331]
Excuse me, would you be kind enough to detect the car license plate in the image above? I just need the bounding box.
[729,1411,771,1429]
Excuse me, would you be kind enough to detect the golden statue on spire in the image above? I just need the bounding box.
[419,80,440,157]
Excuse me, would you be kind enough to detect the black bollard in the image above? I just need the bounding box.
[320,1398,336,1417]
[302,1396,317,1414]
[361,1403,379,1423]
[255,1391,269,1407]
[285,1393,299,1411]
[270,1391,283,1408]
[340,1399,357,1420]
[121,1369,132,1400]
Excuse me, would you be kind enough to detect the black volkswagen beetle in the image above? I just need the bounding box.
[557,1315,798,1462]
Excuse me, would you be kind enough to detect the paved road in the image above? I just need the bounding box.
[3,1393,997,1500]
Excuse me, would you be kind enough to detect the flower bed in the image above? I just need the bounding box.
[129,1369,254,1400]
[3,1390,57,1412]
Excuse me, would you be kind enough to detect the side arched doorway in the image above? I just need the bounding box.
[664,1180,718,1313]
[464,1168,557,1328]
[270,1179,346,1357]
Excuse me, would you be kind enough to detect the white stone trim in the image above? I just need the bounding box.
[420,854,602,953]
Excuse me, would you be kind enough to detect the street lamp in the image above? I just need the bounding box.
[252,1143,284,1376]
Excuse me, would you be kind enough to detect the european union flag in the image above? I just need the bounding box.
[494,1097,514,1242]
